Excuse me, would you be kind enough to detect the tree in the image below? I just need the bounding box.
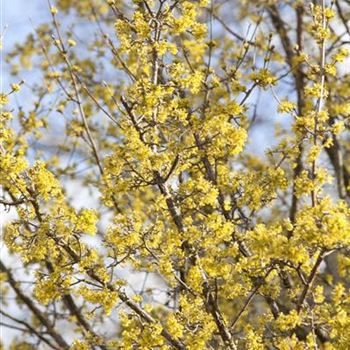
[1,0,350,348]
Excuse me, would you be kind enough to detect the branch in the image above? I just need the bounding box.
[296,251,325,313]
[0,260,69,349]
[0,310,60,350]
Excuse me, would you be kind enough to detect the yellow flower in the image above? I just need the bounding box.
[249,69,276,88]
[11,83,21,92]
[68,39,77,47]
[277,99,296,113]
[70,340,91,350]
[76,209,98,235]
[276,310,301,332]
[0,93,9,105]
[50,6,58,15]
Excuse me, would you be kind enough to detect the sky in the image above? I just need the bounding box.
[2,0,50,85]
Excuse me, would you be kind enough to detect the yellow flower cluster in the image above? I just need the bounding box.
[78,286,118,316]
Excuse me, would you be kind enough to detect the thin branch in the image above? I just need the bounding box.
[0,310,60,350]
[0,260,69,349]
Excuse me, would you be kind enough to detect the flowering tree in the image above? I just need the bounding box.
[1,0,350,349]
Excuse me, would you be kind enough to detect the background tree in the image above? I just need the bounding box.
[1,0,350,349]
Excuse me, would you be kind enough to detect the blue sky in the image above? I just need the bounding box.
[2,0,49,87]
